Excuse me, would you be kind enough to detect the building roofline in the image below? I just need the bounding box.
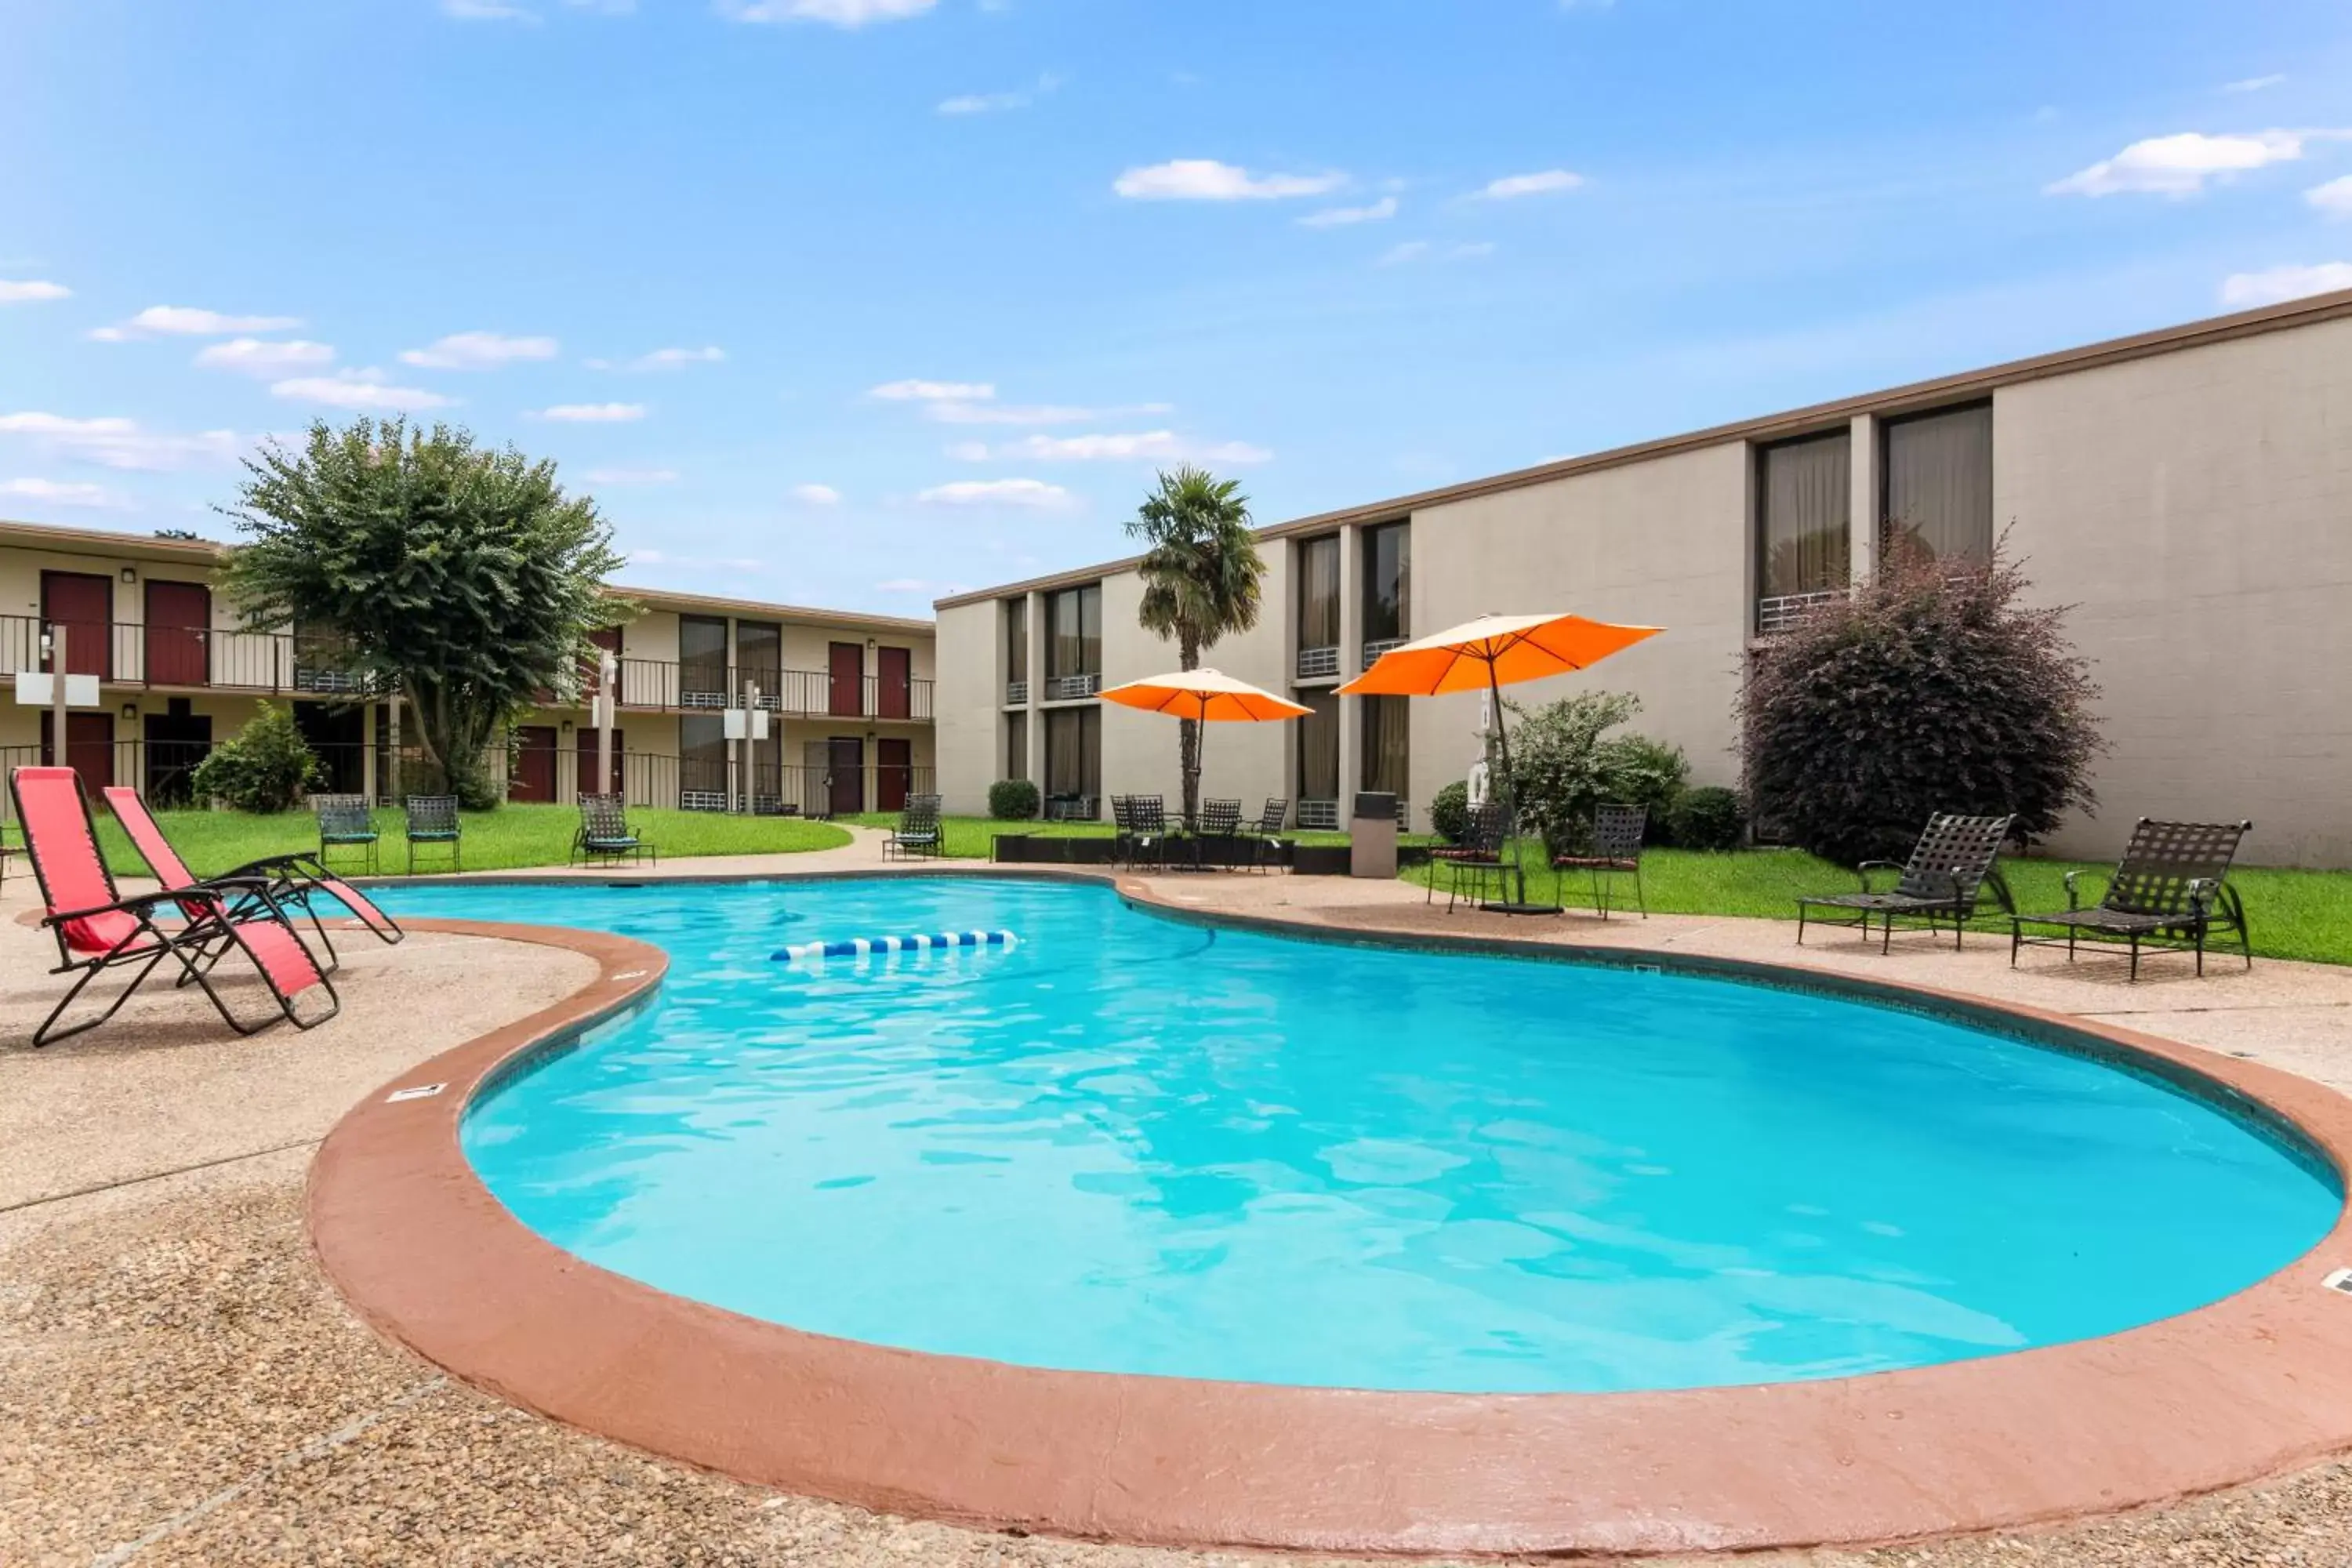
[0,517,933,633]
[933,285,2352,611]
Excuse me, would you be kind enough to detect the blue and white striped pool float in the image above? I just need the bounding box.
[773,930,1018,965]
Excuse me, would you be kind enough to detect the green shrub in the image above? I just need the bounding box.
[1428,780,1471,844]
[1507,690,1641,858]
[987,778,1040,820]
[1666,785,1747,851]
[1739,543,2103,864]
[191,700,322,813]
[1595,734,1689,839]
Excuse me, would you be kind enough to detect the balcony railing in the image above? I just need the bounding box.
[1,615,383,697]
[1360,637,1407,668]
[1295,644,1339,681]
[1004,680,1029,706]
[590,659,934,720]
[1044,672,1102,701]
[1755,589,1843,636]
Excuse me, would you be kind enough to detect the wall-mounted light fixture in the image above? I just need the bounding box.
[120,566,137,583]
[121,703,139,722]
[560,719,573,733]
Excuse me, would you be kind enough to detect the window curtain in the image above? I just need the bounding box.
[1297,535,1341,648]
[735,620,781,689]
[1047,586,1102,679]
[1361,524,1410,643]
[1004,598,1028,684]
[679,713,726,796]
[1046,706,1098,800]
[1757,433,1852,598]
[1004,712,1028,781]
[1882,403,1993,566]
[1296,688,1338,800]
[1359,695,1409,797]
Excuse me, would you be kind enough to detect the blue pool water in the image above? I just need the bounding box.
[378,877,2340,1394]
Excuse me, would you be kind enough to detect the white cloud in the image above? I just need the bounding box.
[0,411,241,471]
[718,0,935,25]
[535,401,645,422]
[869,378,996,401]
[938,73,1059,115]
[0,477,125,509]
[1450,241,1497,260]
[0,279,70,303]
[2222,74,2286,93]
[2219,261,2352,307]
[1473,169,1584,200]
[789,482,841,504]
[1378,241,1432,266]
[1299,195,1398,228]
[272,369,456,412]
[1377,239,1495,267]
[1112,159,1345,201]
[960,430,1272,465]
[2045,129,2339,197]
[583,466,678,485]
[90,304,303,339]
[613,345,724,370]
[2308,176,2352,219]
[927,400,1095,425]
[194,338,336,376]
[400,331,560,369]
[916,477,1073,509]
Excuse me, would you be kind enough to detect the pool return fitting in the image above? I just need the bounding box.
[773,931,1018,966]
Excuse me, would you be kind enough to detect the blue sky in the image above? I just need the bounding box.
[2,0,2349,613]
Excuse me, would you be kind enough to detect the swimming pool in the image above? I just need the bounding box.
[377,876,2339,1396]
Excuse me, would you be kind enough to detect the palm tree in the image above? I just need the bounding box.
[1127,465,1268,823]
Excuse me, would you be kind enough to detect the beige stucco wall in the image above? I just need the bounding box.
[1406,443,1751,813]
[1997,315,2352,866]
[933,597,1001,813]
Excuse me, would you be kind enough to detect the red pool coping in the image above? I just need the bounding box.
[310,888,2352,1558]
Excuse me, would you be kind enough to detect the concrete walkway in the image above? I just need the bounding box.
[5,853,2352,1566]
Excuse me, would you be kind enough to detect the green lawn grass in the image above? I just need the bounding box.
[87,803,850,880]
[1406,842,2352,967]
[842,813,1440,860]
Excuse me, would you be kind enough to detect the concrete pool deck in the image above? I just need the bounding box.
[9,847,2352,1563]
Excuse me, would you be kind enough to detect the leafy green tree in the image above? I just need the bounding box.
[219,419,626,810]
[1126,466,1267,822]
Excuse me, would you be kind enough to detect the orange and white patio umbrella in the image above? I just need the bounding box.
[1340,612,1664,910]
[1101,667,1313,724]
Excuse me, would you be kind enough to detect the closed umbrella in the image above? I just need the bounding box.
[1339,612,1664,913]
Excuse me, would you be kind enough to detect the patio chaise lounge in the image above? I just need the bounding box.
[103,785,404,970]
[1796,812,2016,953]
[570,792,658,868]
[12,766,338,1047]
[2012,817,2252,981]
[882,794,942,861]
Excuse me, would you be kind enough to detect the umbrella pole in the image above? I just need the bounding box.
[1484,657,1529,906]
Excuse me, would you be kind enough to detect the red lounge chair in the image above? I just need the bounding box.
[11,767,338,1047]
[102,785,403,971]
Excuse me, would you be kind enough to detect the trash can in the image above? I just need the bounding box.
[1350,790,1398,879]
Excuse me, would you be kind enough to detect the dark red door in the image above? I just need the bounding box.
[144,580,211,687]
[41,571,113,681]
[827,737,863,815]
[876,646,911,720]
[829,641,864,717]
[510,725,558,803]
[877,737,912,812]
[576,728,623,798]
[42,711,115,799]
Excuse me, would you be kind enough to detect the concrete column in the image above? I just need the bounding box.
[1849,412,1878,587]
[361,701,376,804]
[1337,524,1363,804]
[1023,590,1047,785]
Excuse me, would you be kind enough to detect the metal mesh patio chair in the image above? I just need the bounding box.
[572,792,656,868]
[311,793,379,876]
[1193,797,1243,869]
[1127,795,1171,869]
[1552,803,1649,919]
[1428,800,1508,912]
[1798,813,2015,953]
[1109,795,1136,866]
[1241,797,1290,873]
[2012,818,2252,981]
[882,794,942,861]
[403,794,462,875]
